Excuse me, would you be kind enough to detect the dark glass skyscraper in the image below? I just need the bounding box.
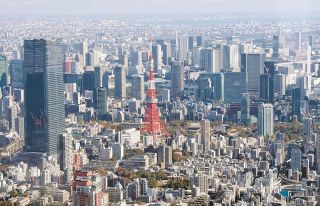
[114,66,126,98]
[24,39,65,156]
[81,70,96,93]
[241,93,250,126]
[241,53,264,95]
[292,87,301,119]
[10,59,24,89]
[260,61,275,104]
[224,72,247,103]
[170,61,185,99]
[0,54,9,89]
[198,73,224,102]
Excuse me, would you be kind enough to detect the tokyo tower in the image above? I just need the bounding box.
[142,55,169,142]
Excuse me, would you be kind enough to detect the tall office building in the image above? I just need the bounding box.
[198,73,224,101]
[272,32,285,58]
[10,59,24,89]
[292,87,301,119]
[96,87,108,119]
[241,93,250,126]
[290,144,302,172]
[177,37,189,61]
[81,70,96,93]
[0,54,9,89]
[260,73,274,104]
[81,39,88,66]
[152,43,162,73]
[59,133,73,174]
[241,53,264,94]
[303,117,312,153]
[8,105,17,132]
[162,43,171,65]
[227,45,240,71]
[94,66,102,88]
[24,39,65,156]
[272,35,280,58]
[260,61,275,103]
[295,32,302,51]
[303,117,312,137]
[201,119,210,153]
[200,48,220,73]
[188,36,194,50]
[170,39,177,59]
[192,47,201,66]
[131,50,142,69]
[307,45,312,75]
[170,61,184,99]
[198,78,213,101]
[85,52,94,66]
[132,74,145,101]
[196,36,203,46]
[219,44,230,72]
[224,72,247,103]
[296,75,312,97]
[212,73,224,102]
[119,53,129,69]
[274,73,286,96]
[258,103,274,137]
[114,66,126,98]
[308,35,314,48]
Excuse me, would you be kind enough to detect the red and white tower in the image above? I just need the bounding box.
[142,55,169,142]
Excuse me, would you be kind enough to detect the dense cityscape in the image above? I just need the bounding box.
[0,1,320,205]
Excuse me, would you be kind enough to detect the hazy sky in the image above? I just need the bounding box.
[0,0,319,15]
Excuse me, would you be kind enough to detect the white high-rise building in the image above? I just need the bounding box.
[81,39,88,66]
[59,133,73,169]
[200,119,210,153]
[307,45,311,74]
[258,104,274,137]
[177,37,189,61]
[295,32,302,51]
[152,43,162,73]
[229,45,240,71]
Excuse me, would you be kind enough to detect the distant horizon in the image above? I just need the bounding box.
[0,0,319,16]
[0,11,319,19]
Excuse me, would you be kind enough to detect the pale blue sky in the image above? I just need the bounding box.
[0,0,319,15]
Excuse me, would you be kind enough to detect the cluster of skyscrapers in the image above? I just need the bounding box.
[0,13,319,205]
